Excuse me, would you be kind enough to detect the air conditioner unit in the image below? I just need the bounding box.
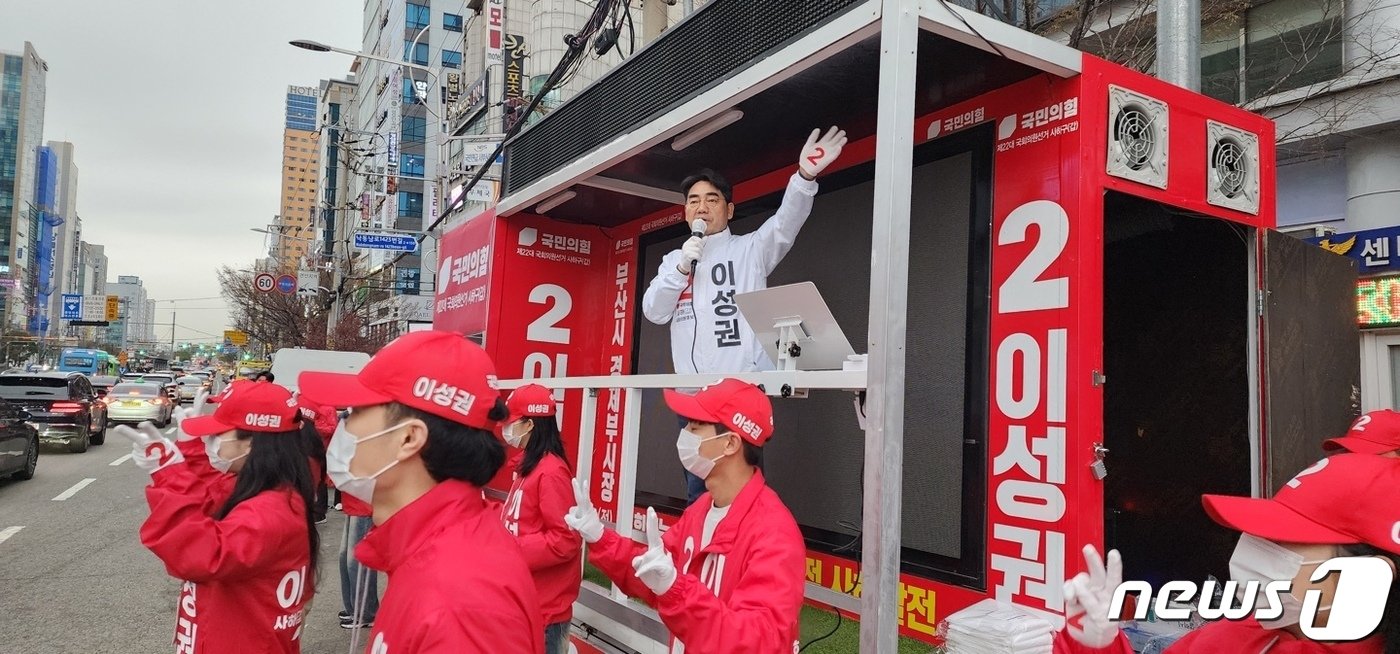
[1205,120,1261,215]
[1106,85,1169,189]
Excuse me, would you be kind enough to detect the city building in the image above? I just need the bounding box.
[76,241,106,342]
[45,140,79,336]
[339,0,701,338]
[0,42,47,330]
[271,84,322,273]
[28,143,57,335]
[105,275,154,349]
[316,78,360,322]
[961,0,1400,408]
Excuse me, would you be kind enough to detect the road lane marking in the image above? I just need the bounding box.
[110,453,134,466]
[52,478,97,501]
[0,526,23,544]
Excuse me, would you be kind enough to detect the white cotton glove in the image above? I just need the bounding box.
[113,422,185,475]
[631,507,677,596]
[676,236,705,276]
[798,126,848,180]
[1062,544,1123,649]
[564,477,605,544]
[170,389,210,443]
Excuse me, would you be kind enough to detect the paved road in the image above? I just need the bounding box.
[0,428,381,654]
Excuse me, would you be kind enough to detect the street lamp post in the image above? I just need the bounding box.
[292,39,448,349]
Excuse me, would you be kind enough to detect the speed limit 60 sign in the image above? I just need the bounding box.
[254,273,276,293]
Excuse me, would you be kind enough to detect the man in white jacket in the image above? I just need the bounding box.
[642,126,847,505]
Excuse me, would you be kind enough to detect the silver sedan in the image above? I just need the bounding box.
[104,383,174,427]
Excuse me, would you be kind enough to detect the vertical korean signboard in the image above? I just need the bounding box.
[485,0,505,64]
[503,34,527,131]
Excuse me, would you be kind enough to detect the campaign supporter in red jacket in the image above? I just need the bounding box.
[567,379,806,654]
[116,380,319,654]
[1055,453,1400,654]
[299,330,541,653]
[500,383,583,651]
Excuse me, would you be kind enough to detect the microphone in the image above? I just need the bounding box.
[689,219,706,273]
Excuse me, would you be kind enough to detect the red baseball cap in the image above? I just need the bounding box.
[1324,410,1400,455]
[207,378,252,405]
[506,384,557,423]
[1202,453,1400,555]
[182,381,301,437]
[664,379,775,447]
[297,330,499,429]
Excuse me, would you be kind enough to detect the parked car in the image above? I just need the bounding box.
[104,383,173,428]
[0,371,108,453]
[0,398,39,481]
[89,375,121,400]
[174,376,205,403]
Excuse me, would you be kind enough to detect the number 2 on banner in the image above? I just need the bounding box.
[527,284,572,344]
[998,201,1069,313]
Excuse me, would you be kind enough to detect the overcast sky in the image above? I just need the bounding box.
[0,0,360,345]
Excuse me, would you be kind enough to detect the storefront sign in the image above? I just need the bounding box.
[1357,274,1400,328]
[504,34,526,100]
[449,70,489,133]
[1306,226,1400,272]
[485,0,505,64]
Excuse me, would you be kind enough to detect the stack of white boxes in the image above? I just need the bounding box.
[944,599,1055,654]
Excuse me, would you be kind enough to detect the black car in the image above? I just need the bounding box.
[0,398,39,480]
[0,371,108,453]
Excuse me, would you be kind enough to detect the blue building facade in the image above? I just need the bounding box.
[28,144,59,335]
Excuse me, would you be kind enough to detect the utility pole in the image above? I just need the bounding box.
[1157,0,1201,90]
[170,309,176,358]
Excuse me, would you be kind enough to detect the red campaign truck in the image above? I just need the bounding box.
[432,0,1359,649]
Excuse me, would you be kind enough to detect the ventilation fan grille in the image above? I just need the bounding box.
[1106,86,1169,189]
[1206,120,1260,214]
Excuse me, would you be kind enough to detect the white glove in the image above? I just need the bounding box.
[170,389,210,443]
[113,422,185,475]
[564,477,605,544]
[798,126,848,179]
[676,236,705,276]
[631,507,677,596]
[1062,545,1123,649]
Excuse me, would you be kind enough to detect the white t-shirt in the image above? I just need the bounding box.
[701,502,732,550]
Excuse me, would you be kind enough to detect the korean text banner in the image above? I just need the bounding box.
[434,210,496,336]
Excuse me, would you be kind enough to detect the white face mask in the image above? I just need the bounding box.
[503,420,530,449]
[1228,533,1334,629]
[327,420,411,505]
[205,435,247,473]
[676,428,729,480]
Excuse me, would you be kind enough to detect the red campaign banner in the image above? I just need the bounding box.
[485,214,613,493]
[434,209,496,336]
[585,233,641,525]
[921,75,1086,628]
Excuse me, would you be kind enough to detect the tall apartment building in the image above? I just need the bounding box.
[45,140,79,336]
[273,85,322,273]
[106,275,153,349]
[316,78,360,293]
[76,241,106,342]
[0,42,46,330]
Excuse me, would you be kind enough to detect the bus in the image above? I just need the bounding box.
[57,348,120,377]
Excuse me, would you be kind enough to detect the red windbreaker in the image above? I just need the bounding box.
[141,464,314,654]
[588,470,806,654]
[1052,619,1383,654]
[356,479,542,653]
[501,452,583,625]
